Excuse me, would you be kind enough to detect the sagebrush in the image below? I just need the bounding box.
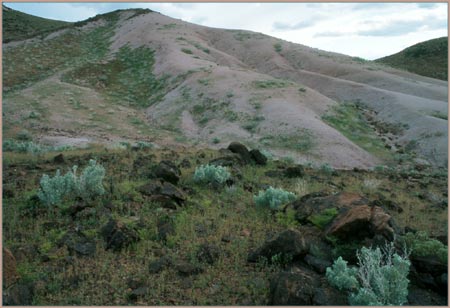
[193,164,231,185]
[38,159,105,206]
[326,243,410,306]
[253,187,296,210]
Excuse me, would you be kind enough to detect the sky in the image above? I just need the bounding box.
[4,2,448,60]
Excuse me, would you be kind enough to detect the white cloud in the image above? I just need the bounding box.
[5,2,448,60]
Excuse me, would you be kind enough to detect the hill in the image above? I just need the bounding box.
[2,5,71,43]
[375,37,448,81]
[2,8,447,170]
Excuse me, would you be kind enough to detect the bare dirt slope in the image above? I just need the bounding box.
[4,9,448,168]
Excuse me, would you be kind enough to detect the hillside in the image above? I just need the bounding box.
[3,8,447,170]
[2,5,71,43]
[376,37,448,81]
[2,7,448,306]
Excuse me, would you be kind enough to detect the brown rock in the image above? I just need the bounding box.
[3,248,19,288]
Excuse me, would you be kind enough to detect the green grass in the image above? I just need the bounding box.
[429,111,448,120]
[2,145,447,305]
[3,15,117,93]
[62,45,168,107]
[253,79,291,89]
[375,37,447,80]
[259,128,315,152]
[3,5,71,43]
[322,102,394,162]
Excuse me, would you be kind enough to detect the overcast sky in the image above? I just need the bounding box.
[5,2,448,59]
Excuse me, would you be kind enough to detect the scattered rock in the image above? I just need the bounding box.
[53,153,65,164]
[284,165,304,178]
[304,254,332,274]
[209,153,244,167]
[248,229,308,263]
[128,287,147,301]
[139,180,186,206]
[175,261,203,276]
[149,256,173,274]
[196,243,221,265]
[407,284,447,306]
[154,160,181,184]
[179,158,191,168]
[269,266,318,305]
[370,197,403,213]
[227,142,252,164]
[157,218,174,243]
[58,230,96,256]
[249,149,267,165]
[100,219,139,251]
[3,282,34,305]
[3,248,19,288]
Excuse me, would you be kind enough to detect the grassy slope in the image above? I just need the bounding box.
[2,5,71,43]
[3,146,447,305]
[375,37,448,80]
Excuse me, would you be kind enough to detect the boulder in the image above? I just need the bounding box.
[284,165,305,178]
[269,266,348,305]
[326,205,395,241]
[227,142,252,163]
[53,153,65,164]
[157,218,175,243]
[248,229,309,263]
[154,160,181,184]
[100,219,139,251]
[209,153,244,167]
[269,267,317,305]
[58,230,96,257]
[139,180,186,206]
[249,149,267,165]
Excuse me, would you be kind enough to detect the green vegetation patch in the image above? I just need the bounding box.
[3,5,71,43]
[3,17,116,92]
[403,231,447,263]
[322,102,394,161]
[253,79,291,89]
[259,128,314,152]
[308,208,338,229]
[62,45,168,107]
[375,37,447,80]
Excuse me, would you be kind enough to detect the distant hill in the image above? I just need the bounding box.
[375,37,448,80]
[2,4,71,43]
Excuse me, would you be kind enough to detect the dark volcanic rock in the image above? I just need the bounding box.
[248,229,308,263]
[149,256,173,274]
[58,230,96,256]
[154,160,181,184]
[53,153,65,164]
[175,261,203,276]
[139,180,186,206]
[209,153,244,167]
[249,149,267,165]
[284,165,305,178]
[100,219,139,251]
[157,218,175,243]
[196,243,221,265]
[326,205,395,241]
[227,142,252,164]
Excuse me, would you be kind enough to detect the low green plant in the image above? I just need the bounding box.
[402,231,447,263]
[212,137,221,144]
[320,163,335,175]
[193,164,231,185]
[273,43,282,52]
[326,243,411,306]
[181,48,193,54]
[275,209,299,228]
[254,187,296,210]
[17,130,32,141]
[308,208,338,229]
[38,159,105,206]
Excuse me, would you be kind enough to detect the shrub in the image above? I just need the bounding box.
[212,137,220,144]
[254,187,296,210]
[38,159,105,206]
[320,163,335,175]
[326,243,411,306]
[193,164,231,185]
[17,130,32,141]
[403,231,447,263]
[181,48,193,54]
[274,43,282,52]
